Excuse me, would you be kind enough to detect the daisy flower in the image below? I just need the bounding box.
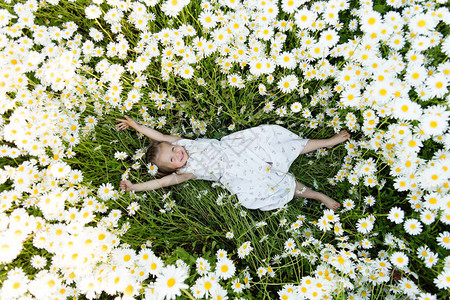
[228,73,244,88]
[434,267,450,289]
[348,19,358,31]
[177,64,194,79]
[195,257,211,276]
[390,251,409,269]
[424,252,439,268]
[249,57,275,76]
[231,278,244,293]
[387,207,404,224]
[409,13,438,35]
[417,245,431,260]
[154,265,189,300]
[363,195,376,206]
[294,8,317,29]
[277,75,299,93]
[281,0,301,13]
[263,101,274,113]
[425,73,448,98]
[216,249,227,260]
[256,266,267,278]
[215,257,236,280]
[97,182,115,200]
[284,238,296,251]
[356,217,374,234]
[420,209,436,225]
[342,199,355,211]
[225,231,234,239]
[2,268,29,299]
[258,83,267,95]
[276,52,296,69]
[398,278,420,297]
[237,241,253,259]
[30,255,47,269]
[436,231,450,250]
[403,219,422,235]
[319,29,339,47]
[127,202,140,216]
[359,10,383,33]
[148,255,164,277]
[191,276,218,299]
[275,105,288,117]
[85,5,102,19]
[147,163,158,176]
[114,151,128,160]
[290,102,302,113]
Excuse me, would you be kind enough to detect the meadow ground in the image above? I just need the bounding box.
[0,0,449,299]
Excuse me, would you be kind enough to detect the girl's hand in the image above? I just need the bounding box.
[115,115,138,130]
[120,180,134,191]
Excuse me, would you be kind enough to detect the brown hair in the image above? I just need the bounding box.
[145,140,177,178]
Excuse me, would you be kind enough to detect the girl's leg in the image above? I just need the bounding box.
[294,181,341,211]
[300,130,351,154]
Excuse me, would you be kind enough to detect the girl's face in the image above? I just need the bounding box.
[157,142,189,170]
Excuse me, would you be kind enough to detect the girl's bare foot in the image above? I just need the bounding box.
[326,130,351,149]
[319,194,341,211]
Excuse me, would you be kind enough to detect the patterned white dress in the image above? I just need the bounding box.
[174,125,309,211]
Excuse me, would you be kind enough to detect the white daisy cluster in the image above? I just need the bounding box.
[274,234,403,299]
[190,250,238,298]
[0,0,449,297]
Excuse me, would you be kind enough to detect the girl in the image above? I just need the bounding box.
[116,115,350,211]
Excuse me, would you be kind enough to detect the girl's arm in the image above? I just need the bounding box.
[120,173,196,192]
[115,115,182,143]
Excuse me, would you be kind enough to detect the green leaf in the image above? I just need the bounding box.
[174,247,196,265]
[373,5,387,13]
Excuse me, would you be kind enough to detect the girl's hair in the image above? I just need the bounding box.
[145,140,176,178]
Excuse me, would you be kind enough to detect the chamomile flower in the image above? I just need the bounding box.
[2,268,29,298]
[425,74,448,98]
[294,9,317,29]
[263,101,274,113]
[127,202,140,216]
[237,241,253,259]
[175,64,193,79]
[30,255,47,269]
[424,252,439,268]
[228,73,244,88]
[409,13,438,35]
[290,102,302,113]
[387,207,404,224]
[420,209,436,225]
[404,219,422,235]
[277,75,298,93]
[436,231,450,250]
[97,183,116,200]
[284,238,296,251]
[154,265,189,300]
[147,163,158,176]
[356,217,374,234]
[215,257,235,280]
[231,278,244,293]
[85,5,102,19]
[342,199,355,211]
[114,151,128,160]
[390,251,409,269]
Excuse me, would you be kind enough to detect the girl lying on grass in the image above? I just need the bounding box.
[116,115,350,211]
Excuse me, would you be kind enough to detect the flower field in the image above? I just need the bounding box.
[0,0,449,298]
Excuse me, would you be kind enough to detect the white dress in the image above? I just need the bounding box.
[174,125,309,211]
